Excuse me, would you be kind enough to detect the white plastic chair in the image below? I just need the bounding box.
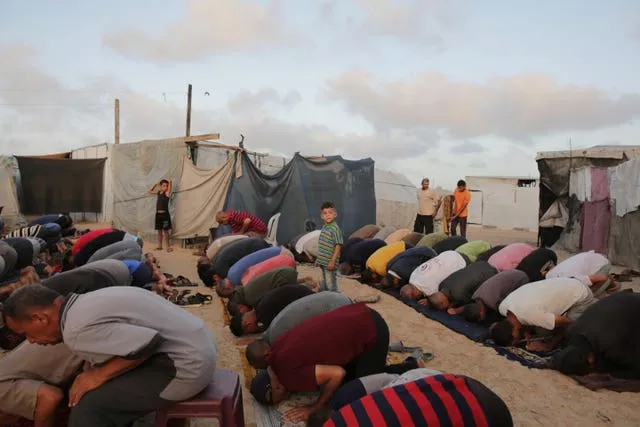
[265,212,281,246]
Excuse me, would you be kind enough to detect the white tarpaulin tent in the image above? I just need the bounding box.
[466,176,539,230]
[0,156,26,230]
[61,139,420,239]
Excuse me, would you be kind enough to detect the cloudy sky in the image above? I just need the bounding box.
[2,0,640,188]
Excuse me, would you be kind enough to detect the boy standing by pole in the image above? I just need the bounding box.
[149,178,173,252]
[316,201,343,292]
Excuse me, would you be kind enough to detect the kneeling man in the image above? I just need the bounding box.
[3,285,217,427]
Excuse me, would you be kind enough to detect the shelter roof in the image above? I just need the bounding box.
[535,145,640,161]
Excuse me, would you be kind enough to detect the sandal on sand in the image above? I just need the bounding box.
[155,247,163,251]
[408,348,434,363]
[166,247,173,253]
[389,340,422,353]
[174,275,197,287]
[169,289,191,304]
[177,293,213,307]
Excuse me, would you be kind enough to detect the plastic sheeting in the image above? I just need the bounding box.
[224,152,376,245]
[590,168,609,202]
[609,156,640,217]
[608,201,640,270]
[16,156,105,214]
[569,167,590,202]
[111,140,187,239]
[0,157,25,230]
[374,168,417,229]
[581,200,610,255]
[172,155,235,239]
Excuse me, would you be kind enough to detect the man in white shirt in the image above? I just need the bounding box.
[491,276,600,349]
[546,251,615,295]
[400,251,468,305]
[414,178,440,235]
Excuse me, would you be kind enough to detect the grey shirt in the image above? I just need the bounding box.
[43,259,132,296]
[472,269,530,311]
[265,292,352,344]
[59,287,217,401]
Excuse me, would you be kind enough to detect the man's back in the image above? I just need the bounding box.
[42,259,132,295]
[61,286,216,401]
[266,292,351,343]
[269,303,377,391]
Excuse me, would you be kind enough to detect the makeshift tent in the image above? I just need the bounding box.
[0,156,26,230]
[21,139,414,242]
[466,176,539,230]
[71,143,114,222]
[536,145,640,269]
[223,152,376,245]
[15,156,105,214]
[374,168,419,229]
[109,140,187,240]
[172,155,235,239]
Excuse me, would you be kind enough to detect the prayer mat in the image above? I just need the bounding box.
[369,285,555,370]
[571,374,640,393]
[219,297,231,326]
[246,348,409,427]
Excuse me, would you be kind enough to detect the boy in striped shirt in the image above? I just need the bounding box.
[316,201,343,292]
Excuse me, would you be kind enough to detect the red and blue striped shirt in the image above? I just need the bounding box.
[325,374,489,427]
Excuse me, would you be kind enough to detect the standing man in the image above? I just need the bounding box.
[451,179,471,238]
[414,178,440,235]
[149,178,173,252]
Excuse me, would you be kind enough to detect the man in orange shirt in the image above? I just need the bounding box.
[451,180,471,238]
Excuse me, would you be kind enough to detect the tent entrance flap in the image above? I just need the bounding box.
[223,152,376,245]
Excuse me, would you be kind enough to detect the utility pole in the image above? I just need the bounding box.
[186,83,192,137]
[114,98,120,144]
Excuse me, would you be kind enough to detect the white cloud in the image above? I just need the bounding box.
[468,160,487,168]
[451,140,486,154]
[353,0,456,49]
[0,43,436,164]
[326,70,640,139]
[226,88,302,115]
[103,0,305,61]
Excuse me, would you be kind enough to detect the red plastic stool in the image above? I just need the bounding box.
[154,369,244,427]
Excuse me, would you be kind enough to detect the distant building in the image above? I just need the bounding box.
[465,176,539,230]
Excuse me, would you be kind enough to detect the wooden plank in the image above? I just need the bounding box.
[194,142,268,157]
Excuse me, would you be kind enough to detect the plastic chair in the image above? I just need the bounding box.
[154,369,244,427]
[265,213,281,246]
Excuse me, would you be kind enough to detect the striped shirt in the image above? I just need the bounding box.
[227,210,267,235]
[326,374,489,427]
[316,221,343,266]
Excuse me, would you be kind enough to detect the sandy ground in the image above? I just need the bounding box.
[143,225,640,427]
[2,224,638,426]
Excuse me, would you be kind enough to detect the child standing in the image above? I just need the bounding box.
[148,178,173,252]
[316,201,343,292]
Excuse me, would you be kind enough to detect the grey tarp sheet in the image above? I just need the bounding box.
[223,152,376,245]
[609,201,640,270]
[111,140,186,239]
[172,155,236,239]
[16,156,105,214]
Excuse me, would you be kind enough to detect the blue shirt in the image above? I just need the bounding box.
[122,260,142,275]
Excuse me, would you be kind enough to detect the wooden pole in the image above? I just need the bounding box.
[186,84,192,137]
[114,98,120,144]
